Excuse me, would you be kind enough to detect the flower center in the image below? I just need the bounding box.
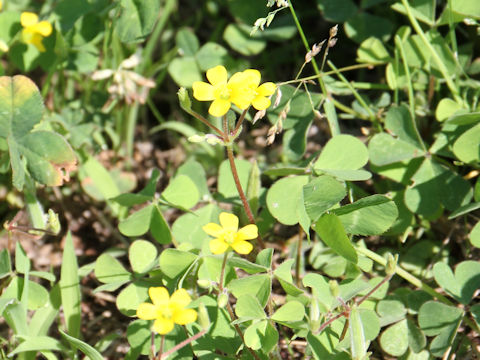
[158,306,173,319]
[223,230,236,244]
[214,84,231,100]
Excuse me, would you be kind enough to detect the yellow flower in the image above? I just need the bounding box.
[203,212,258,255]
[136,287,197,335]
[192,65,255,117]
[20,12,52,52]
[242,69,277,110]
[0,1,2,11]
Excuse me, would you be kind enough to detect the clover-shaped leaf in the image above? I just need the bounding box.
[0,75,76,190]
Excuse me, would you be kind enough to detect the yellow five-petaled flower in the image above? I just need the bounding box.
[192,65,276,117]
[136,287,197,335]
[20,12,52,52]
[203,212,258,255]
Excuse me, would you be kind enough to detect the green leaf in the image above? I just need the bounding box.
[333,195,398,235]
[418,301,462,336]
[8,336,64,357]
[129,240,158,274]
[223,24,266,56]
[1,277,48,310]
[357,37,391,64]
[271,301,305,323]
[314,134,369,171]
[345,12,393,43]
[303,273,334,312]
[435,98,463,122]
[176,159,209,199]
[228,257,267,274]
[369,133,424,166]
[159,249,197,279]
[256,248,273,269]
[266,175,308,225]
[470,221,480,248]
[167,57,202,87]
[453,123,480,163]
[450,0,480,19]
[303,175,346,221]
[94,254,131,284]
[405,158,472,217]
[348,304,367,359]
[119,205,153,237]
[116,281,149,316]
[379,319,408,357]
[114,0,160,43]
[59,330,103,360]
[172,204,221,249]
[0,249,11,278]
[273,259,304,296]
[60,232,81,338]
[434,261,480,305]
[195,42,228,71]
[162,175,199,209]
[391,0,436,25]
[235,294,266,320]
[175,28,199,56]
[407,318,426,353]
[314,213,358,263]
[229,274,271,308]
[385,105,423,149]
[15,241,30,274]
[316,0,358,22]
[244,320,278,353]
[0,76,76,189]
[377,299,406,327]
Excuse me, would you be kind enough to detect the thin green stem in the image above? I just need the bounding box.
[219,252,229,292]
[277,63,376,86]
[327,60,376,121]
[233,109,248,136]
[287,0,341,136]
[355,246,453,304]
[400,0,462,104]
[395,35,427,152]
[295,226,303,287]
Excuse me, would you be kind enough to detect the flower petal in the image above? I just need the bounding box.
[208,99,231,117]
[173,308,197,325]
[149,287,170,306]
[30,34,46,52]
[237,224,258,240]
[170,288,192,308]
[202,222,224,237]
[206,65,227,86]
[252,96,271,110]
[257,82,276,96]
[21,12,38,27]
[242,69,261,88]
[153,318,175,335]
[192,81,215,101]
[219,212,238,232]
[136,303,158,320]
[231,240,253,255]
[34,21,52,37]
[210,238,229,255]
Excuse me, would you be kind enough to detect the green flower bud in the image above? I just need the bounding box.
[386,253,398,275]
[217,292,228,308]
[177,87,192,112]
[329,279,339,298]
[197,302,210,330]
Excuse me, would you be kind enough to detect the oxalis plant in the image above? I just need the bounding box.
[0,0,480,359]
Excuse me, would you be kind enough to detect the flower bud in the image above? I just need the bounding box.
[197,279,211,288]
[329,280,339,298]
[177,87,192,112]
[217,292,228,308]
[330,24,338,38]
[386,253,398,275]
[309,297,321,332]
[46,209,60,235]
[197,302,211,330]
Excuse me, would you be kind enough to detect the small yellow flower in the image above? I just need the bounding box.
[192,65,255,117]
[242,69,277,110]
[203,212,258,255]
[0,1,2,11]
[136,287,197,335]
[20,12,52,52]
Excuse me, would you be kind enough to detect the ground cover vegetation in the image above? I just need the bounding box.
[0,0,479,358]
